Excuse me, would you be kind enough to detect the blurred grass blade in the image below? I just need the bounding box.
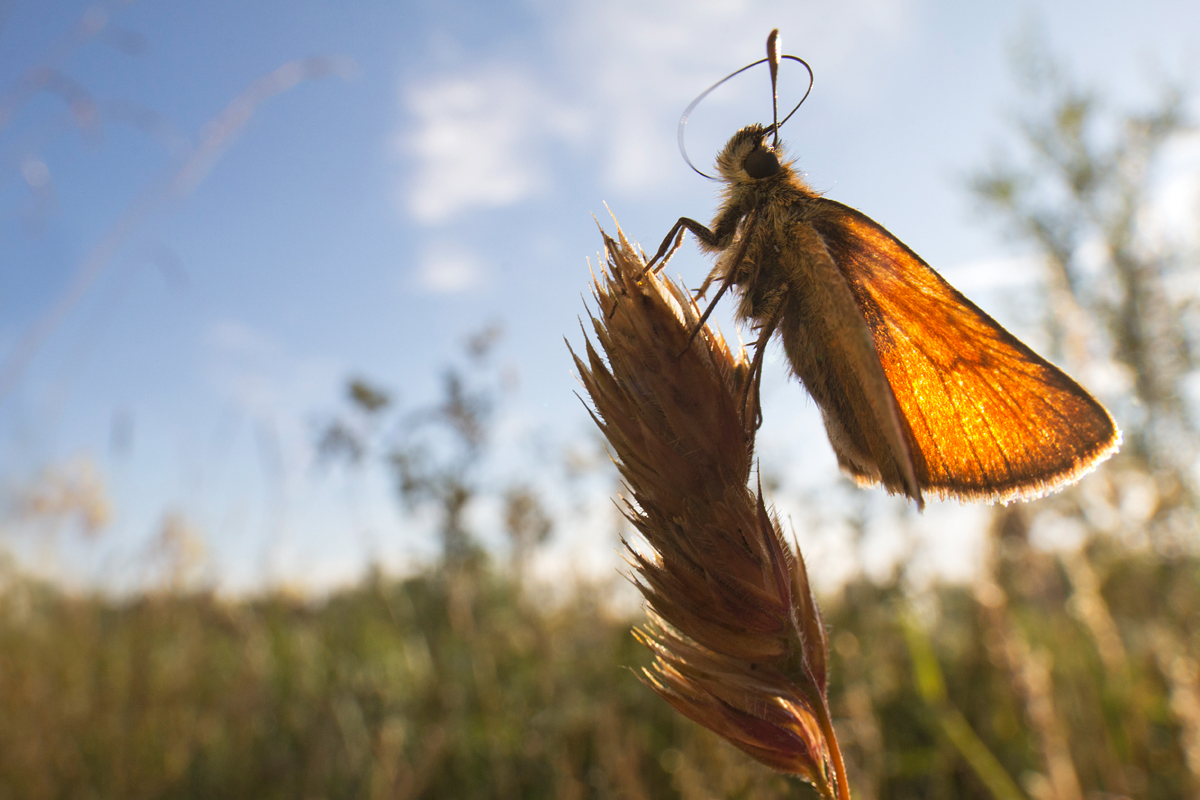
[903,610,1028,800]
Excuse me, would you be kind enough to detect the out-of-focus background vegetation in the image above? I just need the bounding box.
[4,2,1200,798]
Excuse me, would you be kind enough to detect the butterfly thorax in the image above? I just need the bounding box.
[706,125,820,323]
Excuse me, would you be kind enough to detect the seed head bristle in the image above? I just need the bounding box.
[570,222,849,799]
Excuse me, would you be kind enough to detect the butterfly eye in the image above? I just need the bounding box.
[744,148,780,179]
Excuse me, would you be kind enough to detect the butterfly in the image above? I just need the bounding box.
[647,31,1119,509]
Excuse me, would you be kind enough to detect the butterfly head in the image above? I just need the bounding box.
[716,124,787,186]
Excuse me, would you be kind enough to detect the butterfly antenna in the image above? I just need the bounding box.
[678,35,816,178]
[775,53,813,129]
[767,29,781,150]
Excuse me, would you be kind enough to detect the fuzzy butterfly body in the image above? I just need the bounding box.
[658,123,1120,508]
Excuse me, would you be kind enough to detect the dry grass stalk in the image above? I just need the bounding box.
[570,223,849,800]
[1060,549,1128,682]
[1148,626,1200,785]
[978,515,1083,800]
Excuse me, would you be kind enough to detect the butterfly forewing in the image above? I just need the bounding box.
[810,199,1120,502]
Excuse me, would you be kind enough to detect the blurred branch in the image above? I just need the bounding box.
[314,324,554,570]
[0,55,355,404]
[0,3,114,133]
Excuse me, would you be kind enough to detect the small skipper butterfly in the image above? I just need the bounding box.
[648,30,1120,508]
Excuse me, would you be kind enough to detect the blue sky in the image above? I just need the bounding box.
[1,0,1198,592]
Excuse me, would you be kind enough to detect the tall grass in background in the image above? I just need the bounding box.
[3,38,1200,800]
[2,536,1199,798]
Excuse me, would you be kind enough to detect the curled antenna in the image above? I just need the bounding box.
[767,29,781,150]
[679,30,814,180]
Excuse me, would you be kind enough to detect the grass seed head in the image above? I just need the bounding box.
[570,223,847,798]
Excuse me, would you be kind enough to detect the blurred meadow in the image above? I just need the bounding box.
[4,1,1200,798]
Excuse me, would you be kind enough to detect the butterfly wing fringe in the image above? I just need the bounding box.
[571,222,845,796]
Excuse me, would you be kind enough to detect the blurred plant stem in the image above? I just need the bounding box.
[318,326,556,573]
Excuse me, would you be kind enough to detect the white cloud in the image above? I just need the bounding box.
[553,0,916,192]
[415,240,485,293]
[399,67,585,224]
[207,319,280,362]
[394,0,918,223]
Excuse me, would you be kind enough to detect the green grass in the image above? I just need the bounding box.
[1,532,1197,799]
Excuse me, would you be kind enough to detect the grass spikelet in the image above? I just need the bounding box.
[570,222,851,800]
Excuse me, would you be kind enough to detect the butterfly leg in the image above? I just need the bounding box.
[677,276,735,356]
[678,207,761,355]
[645,198,748,276]
[743,304,782,431]
[659,227,687,272]
[643,217,718,277]
[606,222,699,322]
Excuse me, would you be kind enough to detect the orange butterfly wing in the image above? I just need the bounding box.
[809,199,1120,502]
